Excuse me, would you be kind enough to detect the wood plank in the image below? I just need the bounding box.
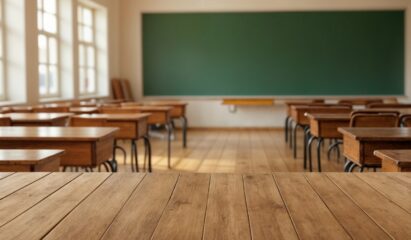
[0,172,49,199]
[44,173,145,240]
[0,172,14,180]
[203,174,251,240]
[355,173,411,213]
[101,174,179,240]
[328,173,411,239]
[0,173,110,240]
[274,173,350,240]
[0,172,80,227]
[243,174,298,240]
[305,173,390,239]
[387,173,411,185]
[151,174,210,240]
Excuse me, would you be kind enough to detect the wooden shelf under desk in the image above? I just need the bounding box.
[222,98,274,106]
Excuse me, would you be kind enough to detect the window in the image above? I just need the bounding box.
[0,0,5,100]
[37,0,59,98]
[78,4,97,96]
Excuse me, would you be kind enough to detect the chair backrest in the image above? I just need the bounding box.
[399,114,411,127]
[367,103,411,109]
[111,79,125,100]
[350,110,400,117]
[33,107,70,113]
[0,117,11,126]
[349,113,398,127]
[99,107,141,114]
[70,117,107,127]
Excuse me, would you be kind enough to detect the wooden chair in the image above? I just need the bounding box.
[349,113,399,128]
[0,117,11,126]
[367,103,411,109]
[111,79,125,100]
[70,117,107,127]
[350,110,400,117]
[399,114,411,127]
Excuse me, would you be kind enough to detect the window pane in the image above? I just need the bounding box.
[0,29,2,59]
[87,68,96,93]
[87,46,95,67]
[48,37,58,64]
[39,64,48,95]
[38,35,47,63]
[0,62,3,96]
[37,11,43,31]
[43,0,56,14]
[78,7,83,24]
[48,65,58,94]
[44,13,57,33]
[83,8,93,26]
[79,68,85,93]
[83,26,93,42]
[37,0,43,10]
[79,45,85,67]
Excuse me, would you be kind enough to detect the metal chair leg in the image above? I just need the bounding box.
[289,120,294,149]
[182,116,188,148]
[144,136,152,172]
[132,140,139,172]
[303,127,310,167]
[306,135,316,171]
[285,116,290,143]
[317,137,324,172]
[165,122,172,168]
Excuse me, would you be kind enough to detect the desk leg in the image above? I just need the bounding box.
[165,122,172,168]
[289,120,294,149]
[143,136,152,172]
[181,116,188,148]
[317,137,323,172]
[110,140,119,172]
[131,140,139,172]
[293,124,304,159]
[303,126,310,166]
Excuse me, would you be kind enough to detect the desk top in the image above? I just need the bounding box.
[121,106,173,112]
[0,150,64,165]
[147,101,188,107]
[338,127,411,141]
[2,113,73,122]
[374,150,411,167]
[0,127,118,141]
[306,113,351,121]
[69,107,99,114]
[0,173,409,239]
[72,113,151,122]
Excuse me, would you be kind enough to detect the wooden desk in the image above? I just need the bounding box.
[10,106,33,113]
[0,150,64,172]
[69,107,99,114]
[305,113,350,172]
[374,150,411,172]
[0,127,118,171]
[0,107,11,114]
[0,172,409,239]
[2,113,72,126]
[147,101,189,148]
[71,114,152,172]
[121,106,173,168]
[338,127,411,172]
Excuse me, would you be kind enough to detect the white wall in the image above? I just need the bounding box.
[118,0,411,127]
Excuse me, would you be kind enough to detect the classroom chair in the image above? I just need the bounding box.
[350,110,400,117]
[367,103,411,109]
[399,114,411,127]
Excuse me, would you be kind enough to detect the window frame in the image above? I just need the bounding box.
[0,0,6,101]
[78,3,98,97]
[37,0,61,99]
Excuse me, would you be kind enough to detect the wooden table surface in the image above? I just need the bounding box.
[0,150,64,164]
[2,113,72,122]
[72,113,151,121]
[374,150,411,166]
[338,127,411,141]
[0,172,409,240]
[0,127,117,141]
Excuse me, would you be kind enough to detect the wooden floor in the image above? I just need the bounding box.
[117,129,345,173]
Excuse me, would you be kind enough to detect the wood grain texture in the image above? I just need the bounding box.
[203,174,251,240]
[45,173,145,240]
[274,173,350,240]
[0,173,110,240]
[328,173,411,239]
[243,174,298,240]
[151,174,210,240]
[0,172,49,199]
[305,173,390,239]
[102,174,179,240]
[0,173,80,226]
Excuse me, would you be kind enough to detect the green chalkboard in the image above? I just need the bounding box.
[142,11,404,96]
